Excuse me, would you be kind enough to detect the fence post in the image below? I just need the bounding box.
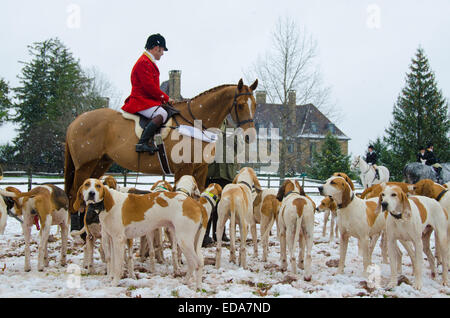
[267,175,270,189]
[27,167,32,191]
[123,171,127,187]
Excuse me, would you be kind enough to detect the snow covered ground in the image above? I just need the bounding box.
[0,176,449,298]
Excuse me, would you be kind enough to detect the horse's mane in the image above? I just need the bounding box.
[173,84,236,104]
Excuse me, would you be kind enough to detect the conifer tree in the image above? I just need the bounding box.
[0,78,11,124]
[307,132,353,180]
[10,38,107,172]
[385,47,449,180]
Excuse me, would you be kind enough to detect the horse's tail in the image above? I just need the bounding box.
[64,138,75,212]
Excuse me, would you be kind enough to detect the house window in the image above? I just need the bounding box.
[287,143,294,153]
[328,123,335,134]
[311,122,318,134]
[310,142,317,161]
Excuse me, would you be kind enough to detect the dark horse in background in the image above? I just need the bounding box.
[64,79,258,214]
[403,162,450,184]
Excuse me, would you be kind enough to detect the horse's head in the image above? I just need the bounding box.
[229,79,258,143]
[350,156,360,170]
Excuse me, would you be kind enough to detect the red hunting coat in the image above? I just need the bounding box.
[121,52,170,114]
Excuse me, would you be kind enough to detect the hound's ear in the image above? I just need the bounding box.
[215,184,223,200]
[344,175,355,191]
[237,79,244,91]
[423,180,438,198]
[295,180,306,196]
[73,186,86,213]
[329,198,337,212]
[252,172,262,193]
[103,186,115,212]
[232,175,239,184]
[374,193,383,215]
[340,182,351,208]
[401,191,412,219]
[249,79,258,91]
[444,184,448,189]
[253,191,262,207]
[110,178,117,190]
[276,180,287,202]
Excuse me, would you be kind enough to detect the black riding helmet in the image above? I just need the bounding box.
[145,33,168,51]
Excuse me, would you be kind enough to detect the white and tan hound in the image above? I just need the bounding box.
[252,188,280,262]
[318,176,411,277]
[0,193,8,234]
[276,179,315,280]
[139,179,173,265]
[376,184,448,289]
[316,196,339,242]
[215,167,262,269]
[0,185,69,272]
[74,178,207,289]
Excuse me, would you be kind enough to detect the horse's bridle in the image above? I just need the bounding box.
[175,89,255,131]
[229,90,254,128]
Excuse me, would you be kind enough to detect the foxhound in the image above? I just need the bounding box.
[0,185,69,272]
[316,196,339,242]
[376,184,448,289]
[73,178,207,289]
[0,194,8,234]
[318,176,414,277]
[215,167,262,269]
[408,179,450,264]
[332,172,355,191]
[360,182,411,199]
[276,179,315,280]
[143,175,200,274]
[252,188,280,262]
[139,179,173,265]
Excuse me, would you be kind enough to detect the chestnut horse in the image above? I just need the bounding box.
[64,79,258,213]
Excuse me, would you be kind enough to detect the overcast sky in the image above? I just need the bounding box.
[1,0,449,158]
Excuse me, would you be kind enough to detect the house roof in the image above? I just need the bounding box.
[253,103,350,140]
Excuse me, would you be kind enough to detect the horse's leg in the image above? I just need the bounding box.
[70,160,101,212]
[91,155,114,179]
[193,164,208,191]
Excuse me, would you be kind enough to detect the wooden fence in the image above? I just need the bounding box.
[0,171,364,195]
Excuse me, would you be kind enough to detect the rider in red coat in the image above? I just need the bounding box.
[122,33,174,153]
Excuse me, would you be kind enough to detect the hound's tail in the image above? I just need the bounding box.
[70,226,86,237]
[0,189,17,198]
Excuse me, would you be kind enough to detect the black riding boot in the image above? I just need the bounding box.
[375,168,380,180]
[136,121,160,154]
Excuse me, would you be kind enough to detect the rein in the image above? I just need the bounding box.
[171,88,254,133]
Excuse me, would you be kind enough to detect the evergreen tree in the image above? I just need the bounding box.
[385,47,450,180]
[10,38,107,172]
[307,132,353,180]
[0,78,11,124]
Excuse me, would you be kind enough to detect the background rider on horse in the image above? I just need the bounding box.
[424,142,443,183]
[122,33,175,154]
[365,145,380,180]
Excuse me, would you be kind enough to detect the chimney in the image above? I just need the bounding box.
[169,70,181,101]
[288,90,296,124]
[255,91,266,104]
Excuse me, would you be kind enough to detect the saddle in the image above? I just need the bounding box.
[122,104,180,140]
[122,104,180,175]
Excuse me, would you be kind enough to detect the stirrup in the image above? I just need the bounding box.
[136,142,158,154]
